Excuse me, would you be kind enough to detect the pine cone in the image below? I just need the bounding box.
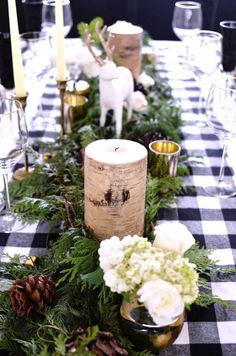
[91,331,128,356]
[10,274,55,317]
[66,327,128,356]
[142,130,170,148]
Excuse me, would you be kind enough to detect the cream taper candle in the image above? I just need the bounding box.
[84,139,147,241]
[7,0,26,97]
[55,0,67,80]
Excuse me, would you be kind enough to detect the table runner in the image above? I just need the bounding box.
[1,41,236,355]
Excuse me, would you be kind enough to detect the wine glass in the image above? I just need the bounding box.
[219,21,236,72]
[172,1,202,72]
[0,98,28,231]
[189,30,222,125]
[21,0,43,32]
[41,0,73,40]
[20,31,52,89]
[205,72,236,198]
[20,31,52,137]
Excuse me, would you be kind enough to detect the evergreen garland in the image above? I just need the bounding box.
[0,53,234,356]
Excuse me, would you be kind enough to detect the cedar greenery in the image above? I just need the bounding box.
[0,53,234,356]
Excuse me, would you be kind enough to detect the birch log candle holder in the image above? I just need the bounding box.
[107,21,143,79]
[84,139,147,242]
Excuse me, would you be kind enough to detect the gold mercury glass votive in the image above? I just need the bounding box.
[64,93,88,133]
[149,140,181,178]
[120,297,185,352]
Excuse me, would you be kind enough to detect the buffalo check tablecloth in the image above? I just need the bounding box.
[1,41,236,356]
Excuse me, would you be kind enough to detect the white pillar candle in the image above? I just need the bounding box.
[7,0,26,97]
[84,139,147,241]
[55,0,67,81]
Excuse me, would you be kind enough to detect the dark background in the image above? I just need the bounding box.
[0,0,236,40]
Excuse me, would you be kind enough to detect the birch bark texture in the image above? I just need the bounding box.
[107,22,143,79]
[84,139,147,241]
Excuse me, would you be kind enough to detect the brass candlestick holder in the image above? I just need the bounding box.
[13,94,31,181]
[57,79,69,136]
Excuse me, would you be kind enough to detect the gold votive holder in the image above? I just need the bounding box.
[120,297,185,353]
[64,93,88,133]
[149,140,181,178]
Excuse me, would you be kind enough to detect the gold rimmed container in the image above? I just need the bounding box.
[149,140,181,178]
[120,297,185,352]
[64,93,88,133]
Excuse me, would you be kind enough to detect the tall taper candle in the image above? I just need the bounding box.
[55,0,67,80]
[7,0,26,97]
[84,139,147,241]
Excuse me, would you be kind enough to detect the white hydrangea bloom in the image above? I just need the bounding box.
[137,279,184,326]
[153,222,195,255]
[98,236,123,272]
[98,235,156,293]
[159,253,199,304]
[98,234,199,306]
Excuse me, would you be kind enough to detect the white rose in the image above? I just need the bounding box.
[153,222,195,255]
[137,279,184,326]
[131,91,148,112]
[137,72,155,89]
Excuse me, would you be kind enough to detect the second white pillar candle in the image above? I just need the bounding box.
[84,139,148,241]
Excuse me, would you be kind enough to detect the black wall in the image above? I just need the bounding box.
[0,0,236,40]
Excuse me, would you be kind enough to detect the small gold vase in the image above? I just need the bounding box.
[120,297,185,353]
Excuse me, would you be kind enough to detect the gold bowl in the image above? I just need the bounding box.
[120,297,185,352]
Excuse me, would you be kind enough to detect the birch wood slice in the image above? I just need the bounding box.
[84,139,147,241]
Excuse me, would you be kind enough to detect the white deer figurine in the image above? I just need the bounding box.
[84,25,134,137]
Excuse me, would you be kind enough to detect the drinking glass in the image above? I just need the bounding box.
[219,21,236,72]
[189,30,222,125]
[0,32,14,90]
[21,0,43,32]
[205,72,236,198]
[41,0,73,40]
[20,31,52,89]
[20,31,52,133]
[0,98,28,231]
[172,1,202,70]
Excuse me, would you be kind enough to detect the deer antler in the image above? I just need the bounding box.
[95,24,114,61]
[83,24,104,66]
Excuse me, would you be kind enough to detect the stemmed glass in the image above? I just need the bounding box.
[0,98,28,231]
[189,30,222,125]
[172,1,202,73]
[20,31,52,135]
[20,31,52,89]
[41,0,73,40]
[21,0,43,32]
[205,72,236,198]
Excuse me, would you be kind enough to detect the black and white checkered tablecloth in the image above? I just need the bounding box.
[1,41,236,355]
